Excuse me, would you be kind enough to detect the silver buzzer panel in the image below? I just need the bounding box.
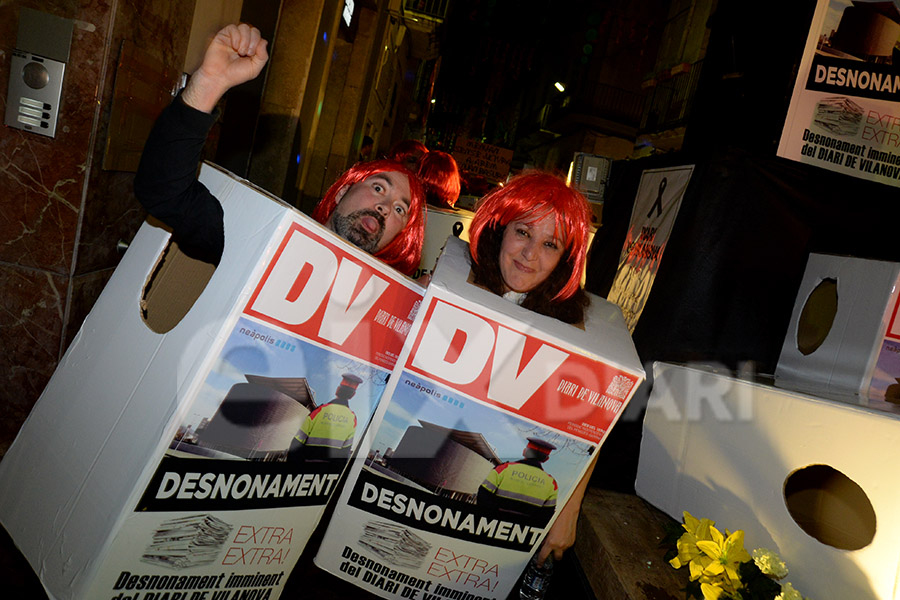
[5,51,66,138]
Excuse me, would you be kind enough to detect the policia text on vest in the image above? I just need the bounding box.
[289,374,362,462]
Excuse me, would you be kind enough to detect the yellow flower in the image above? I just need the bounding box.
[669,511,716,569]
[688,553,713,580]
[696,525,751,591]
[683,511,716,541]
[700,582,726,600]
[667,512,805,600]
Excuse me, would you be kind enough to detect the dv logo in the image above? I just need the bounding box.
[410,300,569,410]
[247,226,390,346]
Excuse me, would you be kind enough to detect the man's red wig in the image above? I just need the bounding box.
[312,159,426,276]
[417,151,461,208]
[469,172,591,302]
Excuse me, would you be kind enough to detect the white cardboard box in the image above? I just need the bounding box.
[314,237,645,599]
[636,362,900,600]
[775,253,900,399]
[0,164,424,600]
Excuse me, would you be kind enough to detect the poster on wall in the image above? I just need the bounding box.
[778,0,900,186]
[452,137,514,182]
[607,165,694,333]
[312,238,645,600]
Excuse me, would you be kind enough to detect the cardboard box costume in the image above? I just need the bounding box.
[313,237,644,599]
[0,164,424,600]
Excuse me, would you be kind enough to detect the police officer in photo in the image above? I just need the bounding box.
[288,373,362,462]
[477,437,558,523]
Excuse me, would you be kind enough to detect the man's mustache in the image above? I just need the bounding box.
[352,208,385,232]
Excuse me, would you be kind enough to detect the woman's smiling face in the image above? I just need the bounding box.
[498,214,564,294]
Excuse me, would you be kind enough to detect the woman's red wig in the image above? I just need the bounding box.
[388,139,428,162]
[417,151,461,208]
[312,159,426,276]
[469,171,591,302]
[387,139,429,173]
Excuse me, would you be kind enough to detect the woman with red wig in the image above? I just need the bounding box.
[468,171,594,566]
[417,150,462,209]
[468,171,591,324]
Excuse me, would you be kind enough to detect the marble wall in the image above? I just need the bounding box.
[0,0,195,457]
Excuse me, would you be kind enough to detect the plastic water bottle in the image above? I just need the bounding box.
[519,555,553,600]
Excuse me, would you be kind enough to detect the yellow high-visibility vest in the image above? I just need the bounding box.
[294,403,356,450]
[480,461,558,510]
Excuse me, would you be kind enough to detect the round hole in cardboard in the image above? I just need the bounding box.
[141,239,216,333]
[783,464,875,551]
[796,278,838,356]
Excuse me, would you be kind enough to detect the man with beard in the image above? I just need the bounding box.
[309,158,425,275]
[135,24,425,275]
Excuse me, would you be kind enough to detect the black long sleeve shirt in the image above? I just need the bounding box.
[134,97,224,264]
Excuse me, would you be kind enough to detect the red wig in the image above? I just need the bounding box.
[469,171,591,302]
[312,159,426,276]
[417,151,461,208]
[387,139,429,172]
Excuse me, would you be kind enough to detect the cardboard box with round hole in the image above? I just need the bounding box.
[0,163,427,600]
[775,253,900,404]
[636,362,900,600]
